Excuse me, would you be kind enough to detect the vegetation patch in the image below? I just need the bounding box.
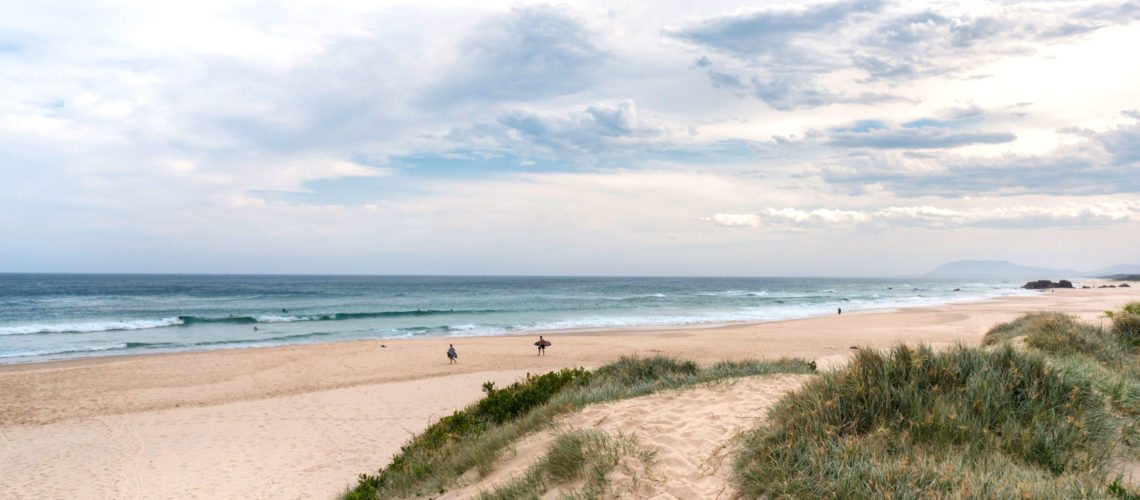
[477,430,654,500]
[345,355,815,499]
[736,302,1140,499]
[736,344,1119,498]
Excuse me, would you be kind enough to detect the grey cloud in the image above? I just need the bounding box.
[707,69,747,90]
[827,128,1016,149]
[854,3,1140,81]
[692,56,901,110]
[816,110,1140,197]
[752,74,898,111]
[424,6,607,105]
[666,0,882,60]
[673,1,1140,107]
[816,107,1016,148]
[822,114,1140,196]
[669,0,892,109]
[445,100,668,161]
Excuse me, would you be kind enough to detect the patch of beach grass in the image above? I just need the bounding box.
[985,304,1140,422]
[344,355,815,499]
[477,430,655,500]
[735,344,1120,498]
[983,311,1129,367]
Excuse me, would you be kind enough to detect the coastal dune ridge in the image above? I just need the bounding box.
[0,284,1136,498]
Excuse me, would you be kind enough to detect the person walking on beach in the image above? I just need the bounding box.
[447,344,457,364]
[838,307,842,315]
[536,336,549,356]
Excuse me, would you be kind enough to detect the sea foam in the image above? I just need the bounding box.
[0,317,184,335]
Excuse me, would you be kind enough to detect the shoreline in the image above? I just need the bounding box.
[0,283,1039,368]
[1,286,1136,498]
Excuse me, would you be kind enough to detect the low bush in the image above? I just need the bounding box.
[476,368,591,425]
[1112,302,1140,346]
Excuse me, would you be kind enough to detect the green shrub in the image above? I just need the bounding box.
[476,368,591,424]
[735,344,1118,498]
[1112,303,1140,346]
[592,356,698,385]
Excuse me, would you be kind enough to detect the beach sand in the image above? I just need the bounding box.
[1,285,1136,499]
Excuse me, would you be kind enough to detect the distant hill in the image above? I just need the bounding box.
[1104,274,1140,281]
[1088,264,1140,277]
[925,260,1080,279]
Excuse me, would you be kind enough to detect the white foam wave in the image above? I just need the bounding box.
[0,343,129,359]
[0,317,184,335]
[697,290,768,297]
[254,315,314,323]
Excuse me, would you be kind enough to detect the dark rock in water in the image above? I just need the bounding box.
[1121,283,1132,288]
[1022,279,1074,289]
[1099,285,1117,288]
[1082,286,1091,289]
[953,288,961,291]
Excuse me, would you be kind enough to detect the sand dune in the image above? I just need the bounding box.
[441,374,813,499]
[0,285,1136,498]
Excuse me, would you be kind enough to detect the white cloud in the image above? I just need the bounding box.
[712,200,1140,230]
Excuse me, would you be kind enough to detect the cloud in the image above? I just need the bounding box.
[442,100,669,162]
[821,111,1140,196]
[826,127,1016,149]
[423,6,607,105]
[709,200,1140,229]
[666,0,882,61]
[668,0,897,109]
[852,3,1140,81]
[669,1,1140,109]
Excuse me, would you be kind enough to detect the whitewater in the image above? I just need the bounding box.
[0,274,1032,363]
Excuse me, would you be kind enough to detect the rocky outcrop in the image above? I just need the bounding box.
[1022,280,1074,289]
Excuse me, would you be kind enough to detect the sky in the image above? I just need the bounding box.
[2,0,1139,276]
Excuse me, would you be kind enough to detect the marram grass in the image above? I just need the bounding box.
[735,302,1140,499]
[477,430,655,500]
[735,344,1118,498]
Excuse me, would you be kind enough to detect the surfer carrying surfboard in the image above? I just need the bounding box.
[535,336,550,356]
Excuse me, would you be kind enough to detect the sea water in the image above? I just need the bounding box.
[0,274,1031,363]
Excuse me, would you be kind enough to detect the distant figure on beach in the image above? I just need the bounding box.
[447,344,457,364]
[838,307,842,315]
[535,336,550,356]
[253,326,258,331]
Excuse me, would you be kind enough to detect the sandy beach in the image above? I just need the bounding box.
[1,285,1137,499]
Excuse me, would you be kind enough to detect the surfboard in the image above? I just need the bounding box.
[534,340,551,347]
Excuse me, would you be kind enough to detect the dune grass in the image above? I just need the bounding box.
[344,355,815,499]
[735,302,1140,498]
[477,430,655,500]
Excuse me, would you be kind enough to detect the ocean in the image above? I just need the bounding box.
[0,274,1031,363]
